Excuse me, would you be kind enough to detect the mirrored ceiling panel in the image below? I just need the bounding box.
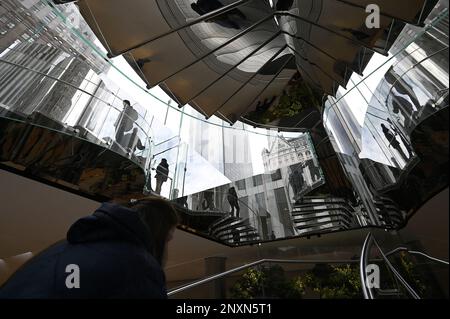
[77,0,437,130]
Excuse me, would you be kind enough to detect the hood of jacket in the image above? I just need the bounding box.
[67,202,154,253]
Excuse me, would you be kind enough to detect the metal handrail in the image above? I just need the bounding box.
[168,258,358,296]
[372,237,421,299]
[385,247,449,265]
[360,232,423,299]
[169,233,448,297]
[360,232,374,299]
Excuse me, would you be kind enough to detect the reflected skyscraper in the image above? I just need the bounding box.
[186,110,253,182]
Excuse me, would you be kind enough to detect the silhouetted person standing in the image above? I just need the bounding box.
[387,118,413,158]
[114,100,145,152]
[227,187,240,218]
[155,159,169,195]
[201,190,215,211]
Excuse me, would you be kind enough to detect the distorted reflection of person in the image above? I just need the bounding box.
[381,123,410,163]
[306,159,321,182]
[154,159,169,195]
[201,190,215,211]
[289,169,304,198]
[191,0,247,29]
[172,188,188,209]
[232,230,240,243]
[114,100,145,153]
[386,118,414,158]
[174,196,188,209]
[255,96,276,114]
[385,67,422,127]
[227,187,240,218]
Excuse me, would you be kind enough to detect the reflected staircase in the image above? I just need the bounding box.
[208,215,260,245]
[292,196,357,235]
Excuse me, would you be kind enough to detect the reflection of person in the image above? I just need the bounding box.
[174,196,188,209]
[381,123,409,163]
[385,67,422,128]
[155,159,169,195]
[114,100,145,152]
[307,159,321,182]
[271,231,276,240]
[227,187,240,218]
[0,198,179,298]
[289,170,304,196]
[255,96,276,114]
[387,118,413,158]
[201,190,215,211]
[191,0,246,29]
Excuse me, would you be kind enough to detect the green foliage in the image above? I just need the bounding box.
[296,264,362,299]
[229,252,436,299]
[230,263,362,299]
[274,79,322,118]
[396,252,427,296]
[229,265,303,299]
[245,75,323,125]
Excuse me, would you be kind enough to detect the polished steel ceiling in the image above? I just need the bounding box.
[76,0,436,129]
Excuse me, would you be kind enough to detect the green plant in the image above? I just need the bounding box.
[395,252,427,296]
[245,74,323,124]
[229,263,362,299]
[229,265,303,299]
[296,264,362,299]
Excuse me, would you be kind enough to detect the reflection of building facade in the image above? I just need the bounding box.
[183,140,327,242]
[262,134,313,172]
[228,170,296,240]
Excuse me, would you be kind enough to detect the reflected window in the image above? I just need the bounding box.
[236,179,246,191]
[274,187,294,236]
[240,196,249,219]
[271,169,282,181]
[252,174,263,187]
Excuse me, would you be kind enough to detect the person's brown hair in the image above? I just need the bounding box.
[123,197,179,265]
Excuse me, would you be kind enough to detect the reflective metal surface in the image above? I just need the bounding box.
[324,2,448,225]
[75,0,437,128]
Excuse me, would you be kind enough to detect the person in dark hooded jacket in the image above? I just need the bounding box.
[0,197,179,299]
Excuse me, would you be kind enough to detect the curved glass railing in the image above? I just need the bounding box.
[0,57,154,172]
[1,0,320,202]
